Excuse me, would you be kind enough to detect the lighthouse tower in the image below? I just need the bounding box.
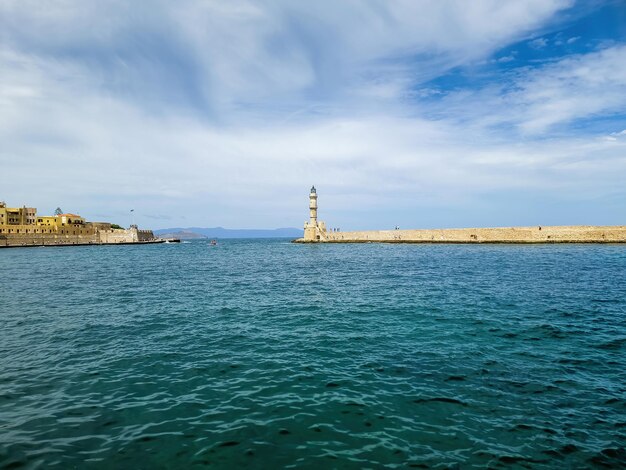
[304,185,326,241]
[309,185,318,225]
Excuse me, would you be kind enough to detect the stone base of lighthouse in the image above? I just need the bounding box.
[304,221,327,242]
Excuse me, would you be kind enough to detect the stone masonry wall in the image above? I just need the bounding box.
[297,225,626,243]
[0,233,99,247]
[0,228,157,247]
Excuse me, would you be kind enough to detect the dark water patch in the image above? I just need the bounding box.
[588,447,626,467]
[498,455,539,464]
[597,338,626,350]
[218,441,240,447]
[557,358,598,366]
[542,449,560,457]
[560,444,579,455]
[2,461,27,469]
[445,375,466,382]
[504,380,529,389]
[554,378,575,385]
[535,324,569,339]
[413,397,468,407]
[604,398,623,405]
[509,423,534,432]
[592,298,620,304]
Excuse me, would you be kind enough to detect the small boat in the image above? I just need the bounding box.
[210,239,217,246]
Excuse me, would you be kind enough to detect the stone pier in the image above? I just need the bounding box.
[293,187,626,244]
[295,225,626,244]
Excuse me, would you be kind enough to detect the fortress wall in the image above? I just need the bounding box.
[308,225,626,243]
[137,230,156,242]
[0,228,157,247]
[97,228,156,243]
[0,233,99,247]
[97,229,135,244]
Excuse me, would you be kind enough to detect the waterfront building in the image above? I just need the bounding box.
[37,213,86,228]
[0,200,158,247]
[0,202,36,226]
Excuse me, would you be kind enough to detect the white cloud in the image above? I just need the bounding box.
[2,46,624,228]
[496,55,516,63]
[3,0,625,229]
[422,44,626,136]
[0,0,572,114]
[516,45,626,133]
[529,37,548,49]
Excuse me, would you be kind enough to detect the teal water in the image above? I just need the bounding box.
[1,240,625,468]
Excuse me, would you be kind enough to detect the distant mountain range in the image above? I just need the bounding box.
[154,227,303,239]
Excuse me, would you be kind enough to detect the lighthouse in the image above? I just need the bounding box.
[309,185,317,225]
[303,185,326,241]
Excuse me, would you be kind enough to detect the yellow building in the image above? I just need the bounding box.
[37,213,86,228]
[0,202,92,237]
[0,202,36,225]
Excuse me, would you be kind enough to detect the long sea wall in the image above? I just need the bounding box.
[0,228,160,248]
[295,225,626,244]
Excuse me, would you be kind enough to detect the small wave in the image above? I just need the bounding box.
[597,338,626,350]
[412,397,468,406]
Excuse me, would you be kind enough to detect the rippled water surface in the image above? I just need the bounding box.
[1,239,625,468]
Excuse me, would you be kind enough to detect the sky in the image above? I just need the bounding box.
[1,0,625,230]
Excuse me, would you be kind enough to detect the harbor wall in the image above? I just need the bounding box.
[0,227,158,248]
[295,225,626,244]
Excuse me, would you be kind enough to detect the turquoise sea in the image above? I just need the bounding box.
[1,239,625,468]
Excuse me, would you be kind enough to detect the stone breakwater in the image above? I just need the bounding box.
[294,225,626,244]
